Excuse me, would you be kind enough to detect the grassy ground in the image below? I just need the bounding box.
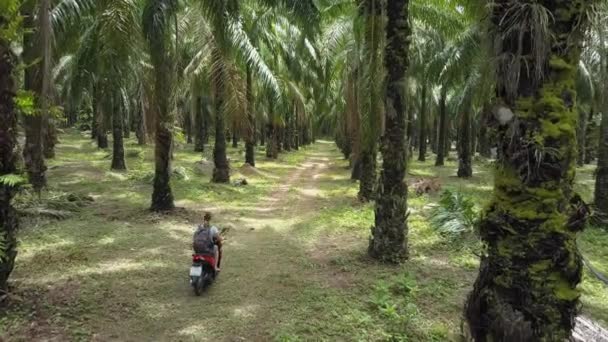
[1,130,607,341]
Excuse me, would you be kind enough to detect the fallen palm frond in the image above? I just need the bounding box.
[14,190,94,220]
[430,189,478,238]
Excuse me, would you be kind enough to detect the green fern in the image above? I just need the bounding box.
[430,189,478,238]
[0,174,27,187]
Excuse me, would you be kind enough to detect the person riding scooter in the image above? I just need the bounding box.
[192,212,223,272]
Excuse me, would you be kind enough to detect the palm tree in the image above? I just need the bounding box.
[464,1,593,340]
[0,0,21,294]
[357,0,384,202]
[368,0,410,262]
[53,0,140,168]
[435,86,447,166]
[143,0,177,211]
[22,0,51,192]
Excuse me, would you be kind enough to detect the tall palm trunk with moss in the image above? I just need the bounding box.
[418,84,428,161]
[435,87,447,166]
[144,0,176,211]
[22,0,47,192]
[111,94,127,170]
[212,56,230,183]
[595,107,608,221]
[465,1,591,340]
[457,103,472,178]
[0,12,19,293]
[369,0,410,262]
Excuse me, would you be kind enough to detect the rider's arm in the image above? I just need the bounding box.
[211,226,222,247]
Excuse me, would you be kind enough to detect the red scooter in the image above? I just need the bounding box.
[189,254,217,296]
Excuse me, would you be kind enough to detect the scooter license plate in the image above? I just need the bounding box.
[190,266,202,277]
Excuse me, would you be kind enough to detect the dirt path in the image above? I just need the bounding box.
[102,145,338,341]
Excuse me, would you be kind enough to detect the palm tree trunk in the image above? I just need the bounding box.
[465,1,590,340]
[478,104,492,158]
[135,102,147,145]
[277,126,283,153]
[43,116,56,159]
[292,109,299,150]
[457,105,472,178]
[232,128,238,148]
[150,51,174,211]
[418,84,428,161]
[577,109,588,166]
[212,58,230,183]
[369,0,410,262]
[22,0,47,192]
[185,109,193,144]
[349,71,362,179]
[358,147,377,201]
[435,87,447,166]
[284,112,292,152]
[406,97,414,158]
[111,95,127,170]
[203,99,210,145]
[97,118,109,149]
[431,114,438,154]
[245,66,255,166]
[585,110,595,164]
[0,23,19,293]
[194,96,205,152]
[92,96,98,140]
[595,108,608,221]
[260,122,266,146]
[470,115,477,158]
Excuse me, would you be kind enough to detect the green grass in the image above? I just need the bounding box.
[1,130,607,341]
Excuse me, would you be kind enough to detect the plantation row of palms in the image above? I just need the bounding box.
[1,0,608,340]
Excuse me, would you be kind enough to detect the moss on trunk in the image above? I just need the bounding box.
[465,1,590,340]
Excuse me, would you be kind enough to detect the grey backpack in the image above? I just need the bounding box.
[193,226,214,254]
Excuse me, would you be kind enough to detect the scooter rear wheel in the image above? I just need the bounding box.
[193,276,204,296]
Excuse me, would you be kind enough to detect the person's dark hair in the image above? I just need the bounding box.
[204,212,212,221]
